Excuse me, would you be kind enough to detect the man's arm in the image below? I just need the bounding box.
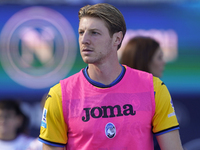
[156,130,183,150]
[43,143,65,150]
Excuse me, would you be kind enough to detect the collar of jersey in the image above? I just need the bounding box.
[82,64,126,88]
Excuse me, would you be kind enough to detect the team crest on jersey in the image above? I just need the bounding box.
[41,108,47,128]
[105,122,116,139]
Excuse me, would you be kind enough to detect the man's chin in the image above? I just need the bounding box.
[82,59,94,64]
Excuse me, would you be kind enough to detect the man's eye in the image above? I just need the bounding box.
[79,31,84,35]
[92,31,99,35]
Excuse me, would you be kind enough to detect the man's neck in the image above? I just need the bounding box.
[87,63,122,85]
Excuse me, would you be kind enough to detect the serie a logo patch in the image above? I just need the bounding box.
[41,108,47,128]
[105,122,116,139]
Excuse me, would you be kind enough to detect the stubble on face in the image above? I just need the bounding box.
[78,17,114,65]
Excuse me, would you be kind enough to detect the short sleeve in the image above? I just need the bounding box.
[38,83,68,147]
[152,77,179,136]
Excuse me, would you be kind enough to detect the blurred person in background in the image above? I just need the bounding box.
[27,137,43,150]
[120,36,166,150]
[120,36,165,78]
[0,99,34,150]
[26,94,48,150]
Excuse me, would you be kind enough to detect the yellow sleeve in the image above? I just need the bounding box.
[39,83,68,147]
[152,76,179,136]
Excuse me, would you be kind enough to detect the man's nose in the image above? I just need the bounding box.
[81,32,90,45]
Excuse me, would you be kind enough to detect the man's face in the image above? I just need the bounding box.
[0,109,22,140]
[78,17,114,65]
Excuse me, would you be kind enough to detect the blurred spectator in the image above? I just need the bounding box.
[120,36,166,150]
[26,93,47,150]
[26,138,43,150]
[120,36,165,78]
[0,99,34,150]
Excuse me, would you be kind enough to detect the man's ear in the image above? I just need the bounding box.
[113,31,123,47]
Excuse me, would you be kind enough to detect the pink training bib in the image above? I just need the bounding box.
[61,66,155,150]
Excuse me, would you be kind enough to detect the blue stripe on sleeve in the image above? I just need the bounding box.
[154,126,180,136]
[38,137,66,147]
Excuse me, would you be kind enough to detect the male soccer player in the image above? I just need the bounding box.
[39,3,183,150]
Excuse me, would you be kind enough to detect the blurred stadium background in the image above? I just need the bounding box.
[0,0,199,149]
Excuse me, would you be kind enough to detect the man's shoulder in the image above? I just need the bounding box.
[126,66,153,82]
[50,69,84,89]
[153,76,165,87]
[51,83,61,91]
[61,69,83,82]
[126,65,151,76]
[153,76,167,94]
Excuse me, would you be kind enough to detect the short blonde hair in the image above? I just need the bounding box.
[78,3,126,49]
